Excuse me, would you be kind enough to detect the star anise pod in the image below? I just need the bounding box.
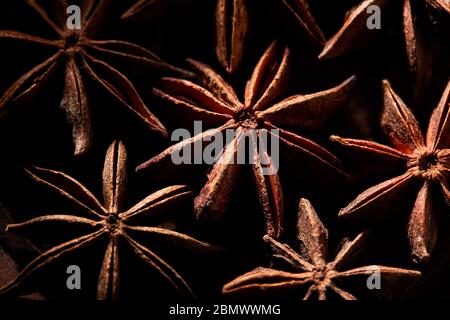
[319,0,449,103]
[223,198,421,300]
[137,41,355,238]
[0,140,216,299]
[0,0,187,155]
[331,79,450,264]
[122,0,325,73]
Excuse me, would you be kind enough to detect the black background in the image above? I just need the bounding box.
[0,0,449,301]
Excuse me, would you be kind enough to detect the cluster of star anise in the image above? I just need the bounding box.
[0,0,449,301]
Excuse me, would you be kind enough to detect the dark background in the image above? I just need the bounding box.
[0,0,449,300]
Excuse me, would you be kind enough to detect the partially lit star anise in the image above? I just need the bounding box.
[124,0,251,74]
[278,0,326,44]
[123,0,325,73]
[331,79,450,264]
[214,0,249,73]
[223,198,421,300]
[213,0,326,73]
[0,0,184,155]
[320,0,449,60]
[137,41,355,238]
[319,0,449,102]
[0,141,215,299]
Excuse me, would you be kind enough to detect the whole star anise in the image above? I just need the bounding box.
[0,140,216,299]
[137,41,355,238]
[122,0,325,73]
[0,0,186,155]
[331,79,450,264]
[223,198,421,300]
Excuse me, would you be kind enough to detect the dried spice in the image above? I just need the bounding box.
[332,79,450,264]
[0,0,187,156]
[137,41,355,238]
[223,198,421,300]
[123,0,324,73]
[122,0,250,74]
[279,0,326,44]
[214,0,249,73]
[214,0,325,73]
[0,0,449,302]
[121,0,163,20]
[320,0,449,60]
[0,207,43,300]
[319,0,449,102]
[0,141,216,299]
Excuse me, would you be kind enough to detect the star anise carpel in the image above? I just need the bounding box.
[331,79,450,264]
[0,140,216,299]
[223,198,421,300]
[0,0,189,156]
[137,40,356,238]
[320,0,449,60]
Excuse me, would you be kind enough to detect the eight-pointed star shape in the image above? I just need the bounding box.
[137,41,355,238]
[0,0,187,155]
[223,198,421,300]
[332,79,450,264]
